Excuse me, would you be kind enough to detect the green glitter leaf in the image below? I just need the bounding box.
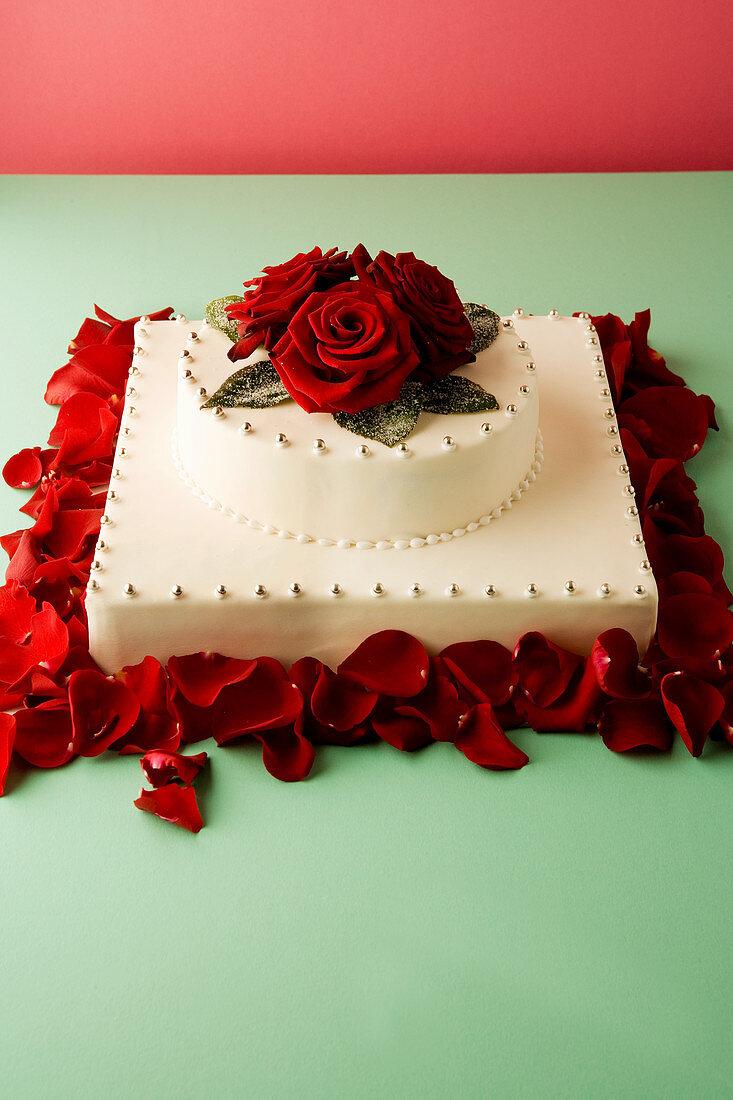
[464,302,500,354]
[420,374,499,414]
[205,295,244,343]
[333,383,423,447]
[200,359,293,409]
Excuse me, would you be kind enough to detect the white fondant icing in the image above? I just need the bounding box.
[86,315,658,672]
[176,324,539,545]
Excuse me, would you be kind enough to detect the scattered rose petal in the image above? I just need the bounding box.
[13,700,74,768]
[339,630,430,697]
[134,784,203,832]
[3,447,44,490]
[591,629,650,698]
[254,719,315,782]
[439,640,516,705]
[140,749,207,788]
[514,632,581,707]
[657,593,733,660]
[0,711,16,794]
[455,703,528,770]
[167,651,257,708]
[69,669,140,757]
[661,672,725,757]
[599,698,673,752]
[214,658,303,743]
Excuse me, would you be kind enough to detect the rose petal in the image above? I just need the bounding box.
[114,656,179,754]
[517,660,603,732]
[372,708,433,752]
[134,784,203,832]
[439,640,516,706]
[393,674,464,742]
[591,629,650,699]
[454,703,529,770]
[214,658,303,743]
[13,700,74,768]
[3,447,43,490]
[0,712,16,795]
[657,593,733,660]
[140,749,207,788]
[513,632,581,707]
[167,651,257,708]
[254,720,315,782]
[69,669,141,757]
[661,672,725,757]
[311,665,377,731]
[338,630,429,697]
[599,698,673,752]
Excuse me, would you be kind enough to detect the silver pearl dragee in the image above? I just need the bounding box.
[175,314,187,324]
[446,583,460,597]
[289,582,302,597]
[170,584,183,599]
[181,369,193,381]
[253,584,268,599]
[565,580,576,595]
[632,533,644,546]
[97,539,108,552]
[119,448,128,458]
[610,443,623,455]
[578,311,591,320]
[125,384,136,398]
[129,364,141,377]
[139,316,150,325]
[483,584,496,597]
[275,433,288,447]
[603,408,615,420]
[215,584,228,599]
[329,583,343,597]
[108,491,119,503]
[639,559,652,572]
[607,425,619,436]
[517,340,529,351]
[598,583,612,598]
[127,407,136,416]
[506,404,518,417]
[518,384,530,396]
[548,308,559,318]
[123,582,136,597]
[198,387,208,398]
[312,439,327,454]
[122,426,132,436]
[133,346,144,356]
[441,435,456,451]
[618,463,629,475]
[91,559,103,572]
[112,469,123,480]
[371,582,385,597]
[584,323,595,334]
[187,331,199,342]
[396,443,410,458]
[627,505,639,518]
[634,585,647,598]
[101,514,112,525]
[593,354,603,364]
[480,422,493,436]
[409,582,422,597]
[212,406,224,418]
[525,583,538,598]
[587,337,599,346]
[513,307,524,316]
[356,443,370,457]
[239,422,252,434]
[88,578,100,592]
[179,349,191,360]
[599,387,611,399]
[623,484,636,498]
[501,318,514,329]
[594,369,606,379]
[526,361,536,372]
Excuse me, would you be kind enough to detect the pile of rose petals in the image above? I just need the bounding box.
[1,305,731,832]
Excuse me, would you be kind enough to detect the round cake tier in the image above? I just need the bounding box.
[176,319,540,546]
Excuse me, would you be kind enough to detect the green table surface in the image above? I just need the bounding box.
[1,174,732,1100]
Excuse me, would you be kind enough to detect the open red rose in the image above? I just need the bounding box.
[226,246,355,360]
[271,282,419,414]
[353,244,475,380]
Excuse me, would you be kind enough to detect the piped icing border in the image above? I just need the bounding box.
[171,428,545,550]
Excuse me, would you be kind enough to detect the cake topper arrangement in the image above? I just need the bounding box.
[203,246,500,445]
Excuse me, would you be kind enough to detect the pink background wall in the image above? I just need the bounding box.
[2,0,731,174]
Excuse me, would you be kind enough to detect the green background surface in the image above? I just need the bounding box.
[1,174,732,1099]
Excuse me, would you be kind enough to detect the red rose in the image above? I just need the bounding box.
[226,246,354,360]
[271,283,419,414]
[353,244,475,380]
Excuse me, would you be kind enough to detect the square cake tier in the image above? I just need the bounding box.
[87,314,657,671]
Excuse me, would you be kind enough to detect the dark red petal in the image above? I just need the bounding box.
[13,700,74,768]
[45,344,133,405]
[439,640,516,705]
[454,703,529,770]
[338,630,429,696]
[0,712,16,794]
[3,447,43,489]
[254,720,315,781]
[167,651,257,708]
[619,386,710,461]
[719,682,733,747]
[311,666,377,731]
[661,672,724,757]
[372,710,433,751]
[513,632,581,706]
[517,660,603,732]
[657,593,733,660]
[214,658,303,743]
[134,784,203,832]
[591,629,650,699]
[113,656,179,754]
[140,749,207,788]
[69,669,140,757]
[394,674,464,742]
[169,689,216,745]
[599,698,673,752]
